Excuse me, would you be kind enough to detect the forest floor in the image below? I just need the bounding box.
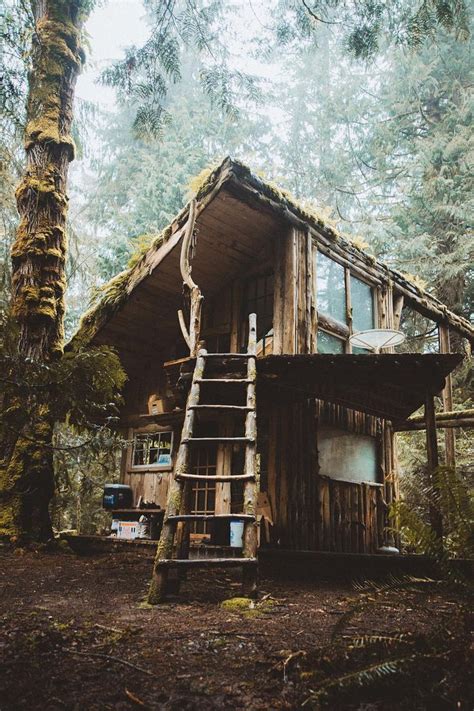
[0,546,472,711]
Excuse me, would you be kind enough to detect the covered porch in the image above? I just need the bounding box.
[164,350,462,553]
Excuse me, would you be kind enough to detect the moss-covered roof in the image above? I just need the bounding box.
[71,157,474,348]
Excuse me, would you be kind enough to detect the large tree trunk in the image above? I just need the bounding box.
[0,0,88,541]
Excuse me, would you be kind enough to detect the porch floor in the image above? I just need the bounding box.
[63,534,471,580]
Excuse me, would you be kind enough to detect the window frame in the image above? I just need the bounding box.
[130,429,174,472]
[316,249,378,353]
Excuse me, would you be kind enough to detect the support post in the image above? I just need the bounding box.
[439,324,455,468]
[425,391,443,542]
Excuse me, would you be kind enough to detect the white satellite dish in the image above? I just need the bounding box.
[349,328,406,354]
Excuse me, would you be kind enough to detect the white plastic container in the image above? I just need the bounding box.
[230,520,244,548]
[110,519,119,536]
[117,521,139,540]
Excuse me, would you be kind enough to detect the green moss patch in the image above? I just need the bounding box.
[221,596,280,618]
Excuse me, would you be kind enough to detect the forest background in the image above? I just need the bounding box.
[1,0,472,537]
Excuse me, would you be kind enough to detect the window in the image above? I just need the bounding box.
[132,431,173,469]
[318,330,345,354]
[316,252,375,353]
[243,272,274,355]
[351,275,374,332]
[317,253,346,324]
[318,425,378,483]
[191,441,217,534]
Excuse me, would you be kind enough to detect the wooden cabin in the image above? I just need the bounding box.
[73,158,473,555]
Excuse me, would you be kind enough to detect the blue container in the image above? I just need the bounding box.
[102,484,133,510]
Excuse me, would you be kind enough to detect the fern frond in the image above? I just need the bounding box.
[304,655,415,707]
[349,633,412,650]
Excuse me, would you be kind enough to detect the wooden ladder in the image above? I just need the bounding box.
[148,313,259,603]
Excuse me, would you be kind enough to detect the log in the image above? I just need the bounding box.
[425,393,443,541]
[439,324,455,468]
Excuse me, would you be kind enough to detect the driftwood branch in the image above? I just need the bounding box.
[177,308,191,349]
[178,198,203,356]
[180,198,198,291]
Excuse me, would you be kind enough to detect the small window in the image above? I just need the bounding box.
[317,253,346,324]
[132,431,173,469]
[318,330,345,354]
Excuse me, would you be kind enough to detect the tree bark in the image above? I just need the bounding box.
[1,0,89,541]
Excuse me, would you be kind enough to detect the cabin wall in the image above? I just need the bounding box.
[264,398,386,553]
[273,227,317,355]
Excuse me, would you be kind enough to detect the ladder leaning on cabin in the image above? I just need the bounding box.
[148,313,259,603]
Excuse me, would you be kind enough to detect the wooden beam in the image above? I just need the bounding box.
[396,418,474,431]
[393,294,404,330]
[395,408,474,430]
[344,267,352,353]
[317,312,350,340]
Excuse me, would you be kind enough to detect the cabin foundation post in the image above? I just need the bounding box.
[439,324,455,468]
[425,391,443,542]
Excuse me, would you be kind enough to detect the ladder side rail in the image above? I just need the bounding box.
[148,349,206,603]
[242,313,259,596]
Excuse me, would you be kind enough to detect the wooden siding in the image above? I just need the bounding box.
[265,399,385,553]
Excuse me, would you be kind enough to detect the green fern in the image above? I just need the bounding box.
[389,463,473,588]
[304,655,418,708]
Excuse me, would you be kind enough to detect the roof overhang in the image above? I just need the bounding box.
[70,157,474,362]
[257,353,464,421]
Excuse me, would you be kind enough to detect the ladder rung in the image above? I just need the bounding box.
[182,436,254,444]
[157,557,257,568]
[176,473,255,482]
[196,378,253,384]
[166,514,255,522]
[203,353,253,358]
[190,404,252,412]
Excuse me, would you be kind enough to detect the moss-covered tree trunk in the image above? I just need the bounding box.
[0,0,89,541]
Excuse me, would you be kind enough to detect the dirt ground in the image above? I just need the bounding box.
[1,545,471,710]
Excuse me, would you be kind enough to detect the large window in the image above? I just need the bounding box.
[316,252,375,353]
[132,431,173,469]
[318,425,378,483]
